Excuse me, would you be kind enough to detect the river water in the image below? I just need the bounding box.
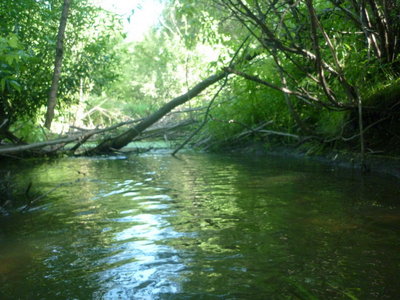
[1,152,399,299]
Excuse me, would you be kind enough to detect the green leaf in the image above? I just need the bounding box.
[343,43,352,51]
[7,34,20,49]
[6,53,20,65]
[0,78,5,91]
[9,80,21,92]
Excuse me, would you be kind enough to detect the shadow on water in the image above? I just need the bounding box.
[0,152,399,299]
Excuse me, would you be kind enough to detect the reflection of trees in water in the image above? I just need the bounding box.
[1,158,133,298]
[1,155,400,299]
[161,154,400,299]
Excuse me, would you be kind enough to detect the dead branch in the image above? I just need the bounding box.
[86,71,228,155]
[211,118,301,144]
[172,35,252,156]
[225,67,325,106]
[0,117,144,156]
[172,77,229,156]
[0,119,8,129]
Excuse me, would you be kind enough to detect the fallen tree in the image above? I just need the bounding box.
[0,118,142,157]
[86,71,227,155]
[0,69,223,158]
[85,36,254,155]
[0,36,259,158]
[0,117,196,157]
[0,70,228,158]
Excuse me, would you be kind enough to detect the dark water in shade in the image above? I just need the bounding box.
[1,152,400,299]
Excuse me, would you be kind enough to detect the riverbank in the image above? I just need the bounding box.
[122,139,400,179]
[225,142,400,180]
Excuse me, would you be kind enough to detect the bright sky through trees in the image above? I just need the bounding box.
[94,0,164,41]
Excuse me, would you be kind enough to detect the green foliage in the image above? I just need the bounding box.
[363,78,400,109]
[0,0,125,137]
[288,280,320,300]
[171,0,236,49]
[9,116,49,143]
[0,0,59,125]
[100,17,229,119]
[315,110,349,138]
[165,0,400,151]
[0,33,26,94]
[1,0,398,153]
[206,75,291,142]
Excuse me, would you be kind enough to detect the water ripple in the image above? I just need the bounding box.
[2,153,400,299]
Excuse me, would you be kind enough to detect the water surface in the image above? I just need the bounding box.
[1,153,399,299]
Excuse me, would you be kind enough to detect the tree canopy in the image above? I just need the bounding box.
[0,0,124,138]
[0,0,399,158]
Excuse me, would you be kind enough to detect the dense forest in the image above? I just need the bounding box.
[1,1,400,298]
[1,0,399,159]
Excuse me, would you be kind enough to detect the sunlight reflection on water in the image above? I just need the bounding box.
[1,153,400,299]
[95,183,188,299]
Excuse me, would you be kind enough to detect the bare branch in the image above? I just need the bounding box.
[225,67,323,104]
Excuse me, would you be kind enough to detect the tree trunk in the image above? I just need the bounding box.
[87,71,227,155]
[44,0,72,130]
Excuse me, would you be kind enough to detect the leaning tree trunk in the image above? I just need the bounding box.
[44,0,72,130]
[87,71,227,155]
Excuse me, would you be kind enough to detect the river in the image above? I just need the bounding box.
[1,152,399,299]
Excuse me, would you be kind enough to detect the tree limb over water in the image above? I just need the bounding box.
[0,67,234,157]
[85,71,228,155]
